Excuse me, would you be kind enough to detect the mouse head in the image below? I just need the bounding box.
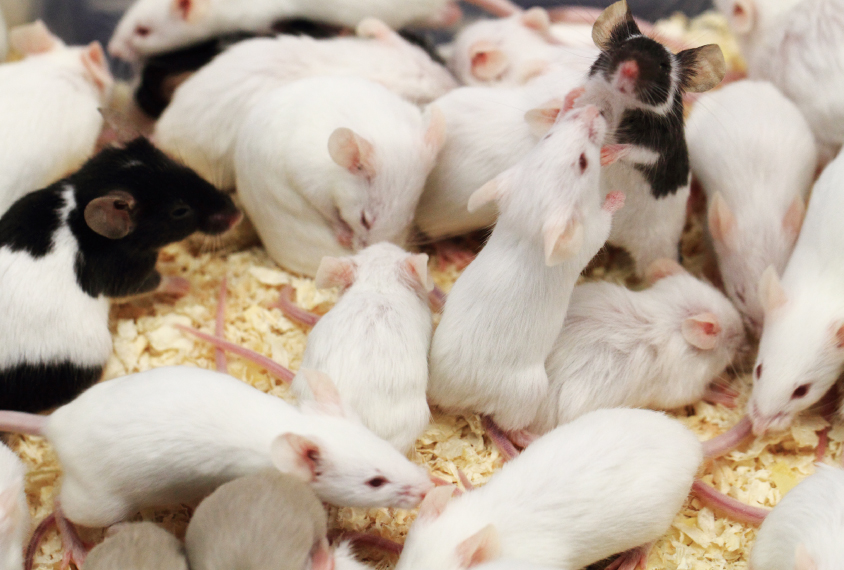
[270,370,433,509]
[448,8,558,85]
[316,242,433,297]
[589,0,725,111]
[109,0,214,62]
[749,267,844,435]
[327,105,445,251]
[396,486,502,570]
[708,192,806,337]
[70,137,240,252]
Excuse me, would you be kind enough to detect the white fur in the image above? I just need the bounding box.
[235,76,441,277]
[750,149,844,434]
[154,33,455,190]
[0,7,7,62]
[474,561,559,570]
[447,12,597,86]
[530,273,744,432]
[395,408,703,570]
[686,80,817,335]
[415,70,584,241]
[0,43,109,215]
[291,243,432,453]
[427,107,614,431]
[40,366,433,527]
[332,541,373,570]
[750,464,844,570]
[716,0,844,160]
[0,187,112,369]
[109,0,454,61]
[0,443,27,570]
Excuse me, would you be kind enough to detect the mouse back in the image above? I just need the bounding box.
[83,522,188,570]
[186,471,327,570]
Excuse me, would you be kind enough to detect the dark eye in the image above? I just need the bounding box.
[366,476,388,488]
[361,212,372,230]
[660,62,669,71]
[135,25,151,37]
[170,204,192,220]
[791,384,810,399]
[755,364,762,379]
[579,153,588,173]
[307,449,319,462]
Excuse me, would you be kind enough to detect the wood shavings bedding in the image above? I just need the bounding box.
[14,10,841,570]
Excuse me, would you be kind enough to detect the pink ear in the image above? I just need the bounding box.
[81,42,114,95]
[84,190,137,239]
[417,485,456,521]
[424,105,447,156]
[270,433,322,482]
[315,257,356,289]
[469,40,508,81]
[645,258,686,285]
[521,7,551,33]
[708,192,735,245]
[301,369,347,417]
[328,128,377,180]
[600,144,632,166]
[833,323,844,349]
[524,99,563,137]
[310,538,334,570]
[171,0,209,22]
[758,265,787,315]
[406,254,434,292]
[356,17,395,42]
[682,312,721,350]
[543,218,583,266]
[456,525,501,568]
[9,20,59,55]
[782,195,806,240]
[794,543,817,570]
[468,178,505,213]
[728,0,755,34]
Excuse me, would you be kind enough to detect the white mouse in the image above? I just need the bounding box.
[428,105,625,435]
[0,366,433,529]
[235,75,445,277]
[715,0,844,161]
[290,243,433,454]
[686,80,817,337]
[0,443,27,570]
[575,0,726,277]
[530,259,744,433]
[82,522,188,570]
[0,21,112,216]
[414,69,585,242]
[750,464,844,570]
[446,8,597,86]
[395,408,703,570]
[108,0,520,62]
[749,148,844,435]
[154,21,455,190]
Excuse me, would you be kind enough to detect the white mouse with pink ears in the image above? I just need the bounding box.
[686,80,817,337]
[291,242,433,454]
[0,21,112,215]
[0,443,27,570]
[395,408,703,570]
[749,148,844,436]
[530,259,744,433]
[428,105,626,435]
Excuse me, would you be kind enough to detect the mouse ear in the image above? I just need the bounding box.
[310,538,334,570]
[524,99,563,138]
[9,20,60,55]
[682,312,721,350]
[758,266,787,315]
[521,7,551,34]
[270,433,322,482]
[782,195,806,242]
[794,543,817,570]
[405,254,434,292]
[328,128,377,180]
[81,42,114,96]
[417,485,456,521]
[424,105,447,158]
[543,215,583,266]
[677,44,727,93]
[721,0,755,35]
[170,0,210,23]
[456,524,501,568]
[299,369,355,420]
[468,174,511,213]
[468,40,508,81]
[644,258,686,284]
[708,192,735,246]
[592,0,638,51]
[315,256,357,290]
[84,190,137,239]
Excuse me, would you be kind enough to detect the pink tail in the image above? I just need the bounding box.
[456,468,474,491]
[215,276,228,373]
[0,411,46,437]
[482,416,519,461]
[691,479,769,526]
[702,416,752,459]
[462,0,521,16]
[274,285,321,328]
[25,513,55,570]
[176,325,295,383]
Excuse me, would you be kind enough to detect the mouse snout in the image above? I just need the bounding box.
[203,209,243,235]
[575,105,605,144]
[615,60,640,96]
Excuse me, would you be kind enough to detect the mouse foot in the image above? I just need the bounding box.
[433,239,476,271]
[702,381,739,408]
[55,507,92,570]
[154,275,191,301]
[273,284,321,328]
[506,429,539,449]
[604,542,652,570]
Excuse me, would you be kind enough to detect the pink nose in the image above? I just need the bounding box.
[616,60,639,95]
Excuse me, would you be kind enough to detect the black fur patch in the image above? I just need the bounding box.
[0,188,64,258]
[615,91,690,198]
[0,360,102,413]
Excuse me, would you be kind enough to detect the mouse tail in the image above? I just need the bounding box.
[691,479,769,526]
[0,410,46,437]
[701,416,752,459]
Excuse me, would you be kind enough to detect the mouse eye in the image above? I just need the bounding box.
[791,384,810,399]
[755,363,762,379]
[366,476,388,488]
[170,203,192,220]
[134,25,151,37]
[579,153,588,173]
[660,62,669,71]
[361,211,372,230]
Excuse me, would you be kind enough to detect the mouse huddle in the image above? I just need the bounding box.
[0,0,843,568]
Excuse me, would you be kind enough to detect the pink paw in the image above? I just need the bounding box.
[563,86,586,113]
[156,275,190,300]
[602,191,625,214]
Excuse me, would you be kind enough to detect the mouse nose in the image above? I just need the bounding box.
[615,60,639,95]
[203,210,243,235]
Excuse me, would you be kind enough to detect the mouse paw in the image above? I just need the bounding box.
[155,275,191,300]
[604,543,652,570]
[433,239,476,271]
[702,381,739,408]
[562,86,586,113]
